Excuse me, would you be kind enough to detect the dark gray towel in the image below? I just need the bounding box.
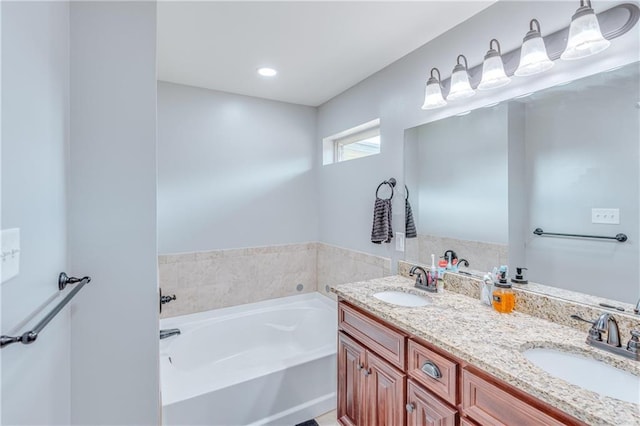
[405,198,417,238]
[371,198,393,244]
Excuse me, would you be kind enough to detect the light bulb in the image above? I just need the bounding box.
[478,39,511,90]
[421,68,447,110]
[561,1,610,60]
[515,19,554,77]
[448,55,475,101]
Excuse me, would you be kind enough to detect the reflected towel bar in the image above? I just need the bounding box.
[533,228,628,242]
[0,273,91,348]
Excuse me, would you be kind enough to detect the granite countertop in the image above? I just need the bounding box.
[332,275,640,426]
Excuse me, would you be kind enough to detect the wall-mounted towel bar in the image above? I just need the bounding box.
[1,272,91,348]
[533,228,628,242]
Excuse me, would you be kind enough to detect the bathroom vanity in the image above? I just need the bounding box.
[333,275,640,426]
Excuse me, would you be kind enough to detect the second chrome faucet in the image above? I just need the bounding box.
[409,265,437,292]
[572,313,640,361]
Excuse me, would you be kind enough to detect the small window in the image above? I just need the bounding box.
[323,119,380,165]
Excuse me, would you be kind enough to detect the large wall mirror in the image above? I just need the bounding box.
[404,61,639,305]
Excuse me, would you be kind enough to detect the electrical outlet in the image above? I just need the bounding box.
[395,232,405,252]
[592,208,620,224]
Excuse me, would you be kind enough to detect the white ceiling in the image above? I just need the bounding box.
[158,1,496,107]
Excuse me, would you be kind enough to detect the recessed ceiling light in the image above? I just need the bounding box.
[257,67,277,77]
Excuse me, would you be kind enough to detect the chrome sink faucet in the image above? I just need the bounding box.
[409,265,436,292]
[572,313,639,361]
[594,313,621,346]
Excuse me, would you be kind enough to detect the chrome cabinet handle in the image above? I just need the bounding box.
[421,361,442,379]
[356,363,364,370]
[406,403,415,413]
[363,368,371,377]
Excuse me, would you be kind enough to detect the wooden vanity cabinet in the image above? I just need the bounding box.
[337,300,587,426]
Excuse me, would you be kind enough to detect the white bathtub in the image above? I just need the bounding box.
[160,292,337,426]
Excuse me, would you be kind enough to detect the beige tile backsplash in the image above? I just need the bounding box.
[316,243,392,300]
[406,234,507,275]
[159,242,390,318]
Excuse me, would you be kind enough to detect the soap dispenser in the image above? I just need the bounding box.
[492,269,516,313]
[511,267,528,284]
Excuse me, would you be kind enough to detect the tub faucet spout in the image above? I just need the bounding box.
[160,328,181,340]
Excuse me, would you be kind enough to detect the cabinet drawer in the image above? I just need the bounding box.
[407,340,458,406]
[338,302,406,370]
[462,369,568,426]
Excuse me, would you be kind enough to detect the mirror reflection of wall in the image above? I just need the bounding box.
[404,105,509,274]
[405,62,639,304]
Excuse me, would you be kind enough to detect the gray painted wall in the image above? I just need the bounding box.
[1,2,70,424]
[316,0,640,296]
[69,2,159,424]
[157,82,318,254]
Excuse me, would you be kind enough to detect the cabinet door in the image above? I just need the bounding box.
[338,332,366,426]
[406,379,457,426]
[365,351,406,426]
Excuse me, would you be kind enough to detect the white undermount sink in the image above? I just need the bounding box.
[523,347,640,404]
[373,291,431,307]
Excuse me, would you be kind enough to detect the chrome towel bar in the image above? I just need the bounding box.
[1,272,91,348]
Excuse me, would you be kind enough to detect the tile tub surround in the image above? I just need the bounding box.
[405,234,508,276]
[158,243,318,318]
[317,243,392,300]
[331,276,640,425]
[158,242,391,318]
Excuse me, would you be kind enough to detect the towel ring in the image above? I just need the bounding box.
[376,178,396,200]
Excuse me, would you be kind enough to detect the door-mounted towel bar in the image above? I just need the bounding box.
[376,177,396,200]
[1,272,91,348]
[533,228,628,242]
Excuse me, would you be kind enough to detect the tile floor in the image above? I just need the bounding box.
[315,410,338,425]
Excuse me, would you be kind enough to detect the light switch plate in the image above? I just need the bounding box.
[1,228,21,283]
[395,232,405,252]
[592,208,620,224]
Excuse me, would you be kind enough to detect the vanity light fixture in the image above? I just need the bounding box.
[421,68,447,110]
[447,55,475,101]
[478,39,511,90]
[561,0,610,60]
[515,19,554,77]
[418,2,638,112]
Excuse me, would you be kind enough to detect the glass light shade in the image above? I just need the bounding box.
[561,10,610,60]
[448,67,475,101]
[478,55,511,90]
[515,36,554,76]
[421,80,446,109]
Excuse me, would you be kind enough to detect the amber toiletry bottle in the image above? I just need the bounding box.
[492,271,515,313]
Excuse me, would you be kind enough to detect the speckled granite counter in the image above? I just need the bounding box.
[332,275,640,426]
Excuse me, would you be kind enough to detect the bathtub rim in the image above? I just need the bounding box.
[159,291,335,329]
[159,291,337,406]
